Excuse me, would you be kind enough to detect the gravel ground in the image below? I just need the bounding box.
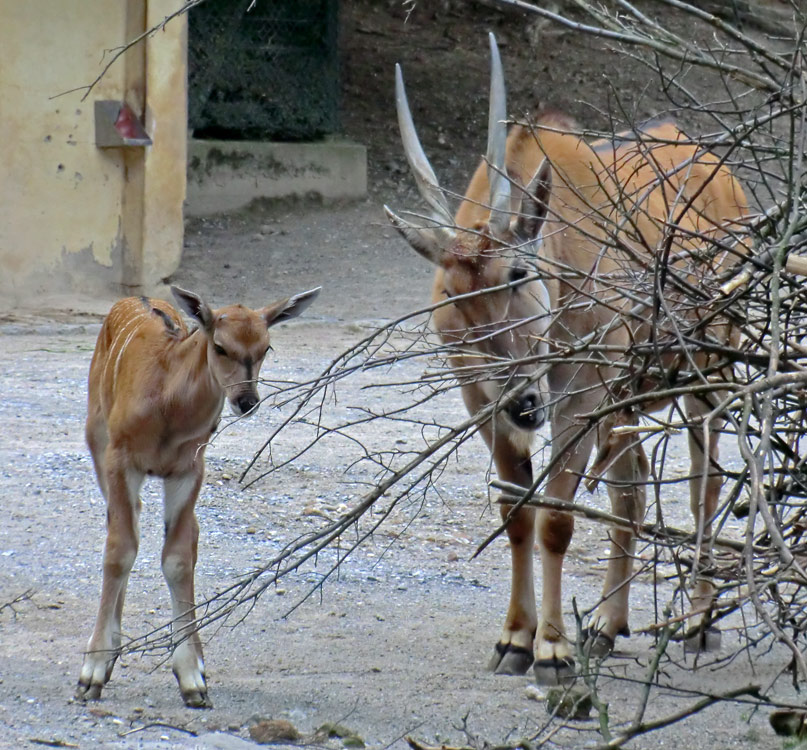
[2,2,799,745]
[0,200,801,750]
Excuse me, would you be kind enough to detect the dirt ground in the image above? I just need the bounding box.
[0,197,800,750]
[0,2,801,749]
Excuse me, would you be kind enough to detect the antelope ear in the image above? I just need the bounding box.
[262,286,321,328]
[515,158,552,242]
[385,205,446,266]
[171,285,214,330]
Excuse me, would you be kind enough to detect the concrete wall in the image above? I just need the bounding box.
[0,0,187,309]
[186,137,367,216]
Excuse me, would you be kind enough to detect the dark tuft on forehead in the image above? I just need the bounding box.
[449,228,500,259]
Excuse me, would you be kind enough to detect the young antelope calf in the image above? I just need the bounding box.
[77,285,320,707]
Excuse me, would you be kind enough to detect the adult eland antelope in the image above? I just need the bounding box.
[385,34,748,684]
[77,285,320,706]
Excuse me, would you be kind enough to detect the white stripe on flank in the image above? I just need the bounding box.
[104,310,148,393]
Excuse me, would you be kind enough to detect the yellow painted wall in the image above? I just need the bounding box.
[0,0,186,309]
[141,0,188,292]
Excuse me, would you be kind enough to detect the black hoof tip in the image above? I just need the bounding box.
[183,690,212,709]
[684,626,721,654]
[489,643,533,675]
[76,683,102,702]
[533,657,576,685]
[495,646,534,675]
[584,632,615,659]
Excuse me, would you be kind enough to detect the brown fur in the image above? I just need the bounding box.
[402,108,749,678]
[77,286,318,706]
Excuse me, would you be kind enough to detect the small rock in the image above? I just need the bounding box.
[302,505,331,519]
[249,718,301,744]
[524,684,545,702]
[546,685,593,720]
[770,709,807,737]
[315,722,365,748]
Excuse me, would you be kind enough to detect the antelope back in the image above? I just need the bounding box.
[91,296,189,419]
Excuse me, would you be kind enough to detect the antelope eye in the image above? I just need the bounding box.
[509,266,528,284]
[213,344,227,357]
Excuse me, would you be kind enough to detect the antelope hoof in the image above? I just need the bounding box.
[489,642,533,675]
[174,660,213,708]
[533,657,576,686]
[75,681,104,702]
[584,632,615,659]
[182,687,212,709]
[684,626,721,654]
[582,624,629,659]
[76,654,116,702]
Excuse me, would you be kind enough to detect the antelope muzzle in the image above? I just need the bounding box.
[506,389,547,430]
[230,388,260,417]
